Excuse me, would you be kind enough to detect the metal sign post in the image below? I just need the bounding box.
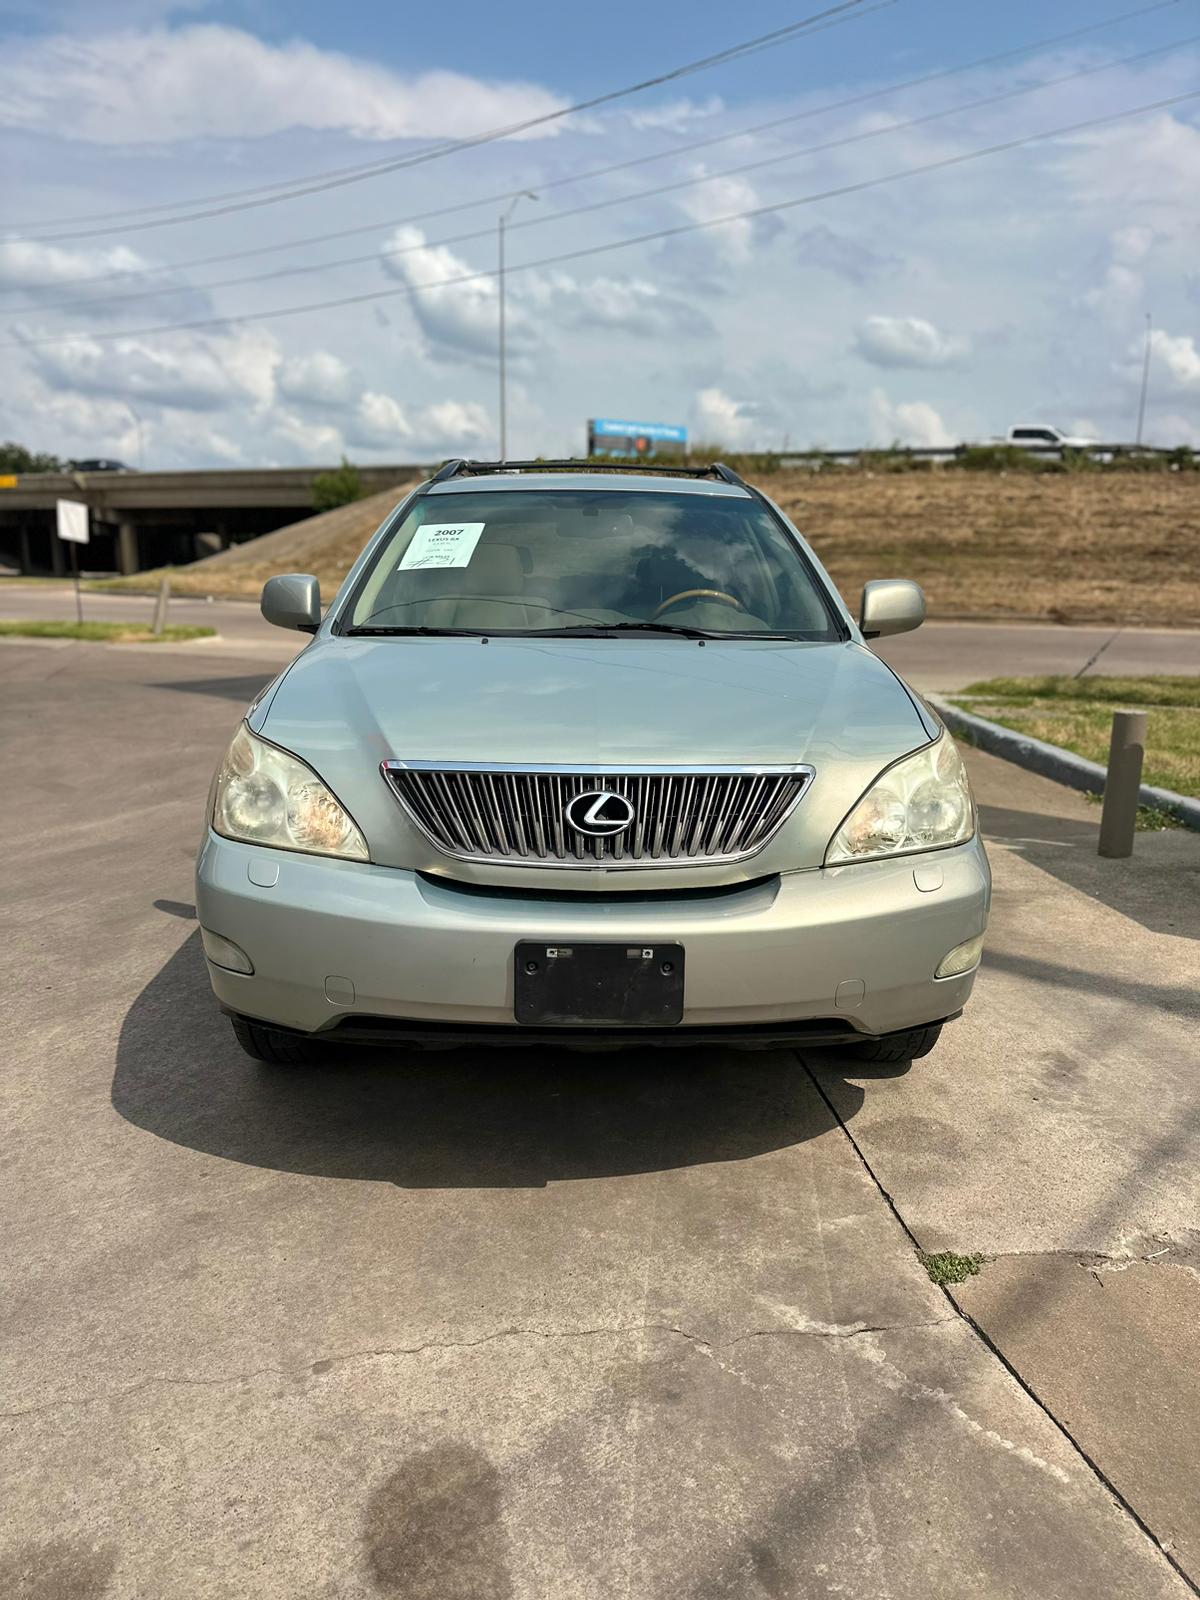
[56,498,90,625]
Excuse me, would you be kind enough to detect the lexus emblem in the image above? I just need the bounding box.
[564,788,635,837]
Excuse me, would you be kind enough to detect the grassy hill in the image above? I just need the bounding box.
[96,467,1199,625]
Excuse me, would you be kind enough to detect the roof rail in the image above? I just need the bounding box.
[428,458,468,484]
[432,459,747,483]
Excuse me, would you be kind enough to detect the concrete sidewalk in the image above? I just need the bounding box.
[1,643,1196,1598]
[814,749,1200,1582]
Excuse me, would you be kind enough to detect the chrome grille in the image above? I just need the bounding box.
[381,762,813,868]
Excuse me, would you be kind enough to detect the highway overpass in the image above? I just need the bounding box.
[0,464,423,575]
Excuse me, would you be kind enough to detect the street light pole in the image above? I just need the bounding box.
[1135,311,1152,447]
[498,192,537,461]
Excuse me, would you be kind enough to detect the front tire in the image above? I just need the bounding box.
[230,1014,320,1065]
[846,1022,943,1063]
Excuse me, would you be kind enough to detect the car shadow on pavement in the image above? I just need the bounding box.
[979,801,1199,941]
[111,931,887,1188]
[148,673,273,703]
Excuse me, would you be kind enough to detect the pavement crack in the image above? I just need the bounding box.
[1,1315,972,1424]
[800,1056,1200,1600]
[728,1316,956,1346]
[0,1322,712,1422]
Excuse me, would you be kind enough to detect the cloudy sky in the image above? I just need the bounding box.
[0,0,1196,467]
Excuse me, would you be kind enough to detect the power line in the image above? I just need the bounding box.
[16,1,885,240]
[3,0,1179,299]
[8,87,1194,355]
[18,32,1194,322]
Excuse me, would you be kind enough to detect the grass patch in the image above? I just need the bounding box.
[962,674,1200,709]
[955,675,1200,799]
[919,1251,986,1286]
[0,620,216,644]
[1082,794,1181,831]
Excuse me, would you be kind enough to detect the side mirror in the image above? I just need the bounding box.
[859,579,925,639]
[261,573,321,633]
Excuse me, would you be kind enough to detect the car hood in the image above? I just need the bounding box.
[254,635,934,878]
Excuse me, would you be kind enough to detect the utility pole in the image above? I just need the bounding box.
[498,192,537,461]
[1135,311,1152,447]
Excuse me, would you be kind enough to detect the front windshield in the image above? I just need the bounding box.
[345,488,841,638]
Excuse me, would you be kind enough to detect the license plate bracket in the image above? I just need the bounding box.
[514,942,684,1026]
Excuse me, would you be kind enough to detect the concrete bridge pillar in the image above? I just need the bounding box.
[117,521,139,575]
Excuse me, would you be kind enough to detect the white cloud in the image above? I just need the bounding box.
[0,238,154,291]
[270,411,345,460]
[692,387,759,448]
[1145,329,1200,392]
[0,236,205,320]
[420,399,491,445]
[853,315,970,370]
[627,96,724,134]
[675,167,776,265]
[523,271,710,339]
[866,389,955,449]
[1058,109,1200,223]
[379,226,509,362]
[1,25,568,144]
[350,391,413,448]
[346,390,490,454]
[277,351,356,407]
[377,229,706,360]
[22,325,280,412]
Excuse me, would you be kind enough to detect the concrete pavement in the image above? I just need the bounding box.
[0,582,299,657]
[814,749,1200,1580]
[875,619,1200,691]
[2,642,1198,1598]
[2,580,1198,685]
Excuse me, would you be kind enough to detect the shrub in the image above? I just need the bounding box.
[312,457,364,511]
[0,440,63,474]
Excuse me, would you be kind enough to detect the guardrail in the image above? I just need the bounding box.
[772,442,1183,466]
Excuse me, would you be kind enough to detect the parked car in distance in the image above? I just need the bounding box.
[1002,425,1099,450]
[68,458,133,473]
[197,459,990,1066]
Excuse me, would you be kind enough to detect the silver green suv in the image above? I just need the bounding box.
[197,460,989,1063]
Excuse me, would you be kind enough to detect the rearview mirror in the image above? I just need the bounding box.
[859,579,925,639]
[261,573,321,633]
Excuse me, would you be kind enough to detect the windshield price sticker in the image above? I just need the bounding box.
[398,522,486,570]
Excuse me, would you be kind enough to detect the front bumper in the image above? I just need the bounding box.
[195,831,990,1040]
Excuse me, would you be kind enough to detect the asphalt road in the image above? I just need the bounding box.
[3,641,1197,1599]
[2,582,1197,686]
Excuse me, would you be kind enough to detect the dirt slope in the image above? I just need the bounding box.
[107,483,416,600]
[100,470,1198,624]
[777,469,1198,625]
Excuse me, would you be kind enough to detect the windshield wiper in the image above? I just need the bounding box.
[530,622,794,640]
[344,625,487,637]
[529,621,723,639]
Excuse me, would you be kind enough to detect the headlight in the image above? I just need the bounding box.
[826,734,974,865]
[213,724,368,860]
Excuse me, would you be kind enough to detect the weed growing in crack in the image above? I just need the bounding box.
[919,1250,986,1286]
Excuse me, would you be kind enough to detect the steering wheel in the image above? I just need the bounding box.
[652,588,744,619]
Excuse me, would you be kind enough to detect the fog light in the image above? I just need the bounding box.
[201,927,254,975]
[935,933,984,979]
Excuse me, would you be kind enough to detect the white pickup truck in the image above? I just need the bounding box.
[1001,424,1100,450]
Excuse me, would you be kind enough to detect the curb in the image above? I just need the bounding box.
[930,697,1200,833]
